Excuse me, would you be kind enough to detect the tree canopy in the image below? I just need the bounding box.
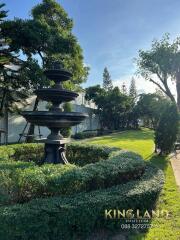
[0,0,89,141]
[137,34,180,110]
[1,0,89,86]
[85,85,133,130]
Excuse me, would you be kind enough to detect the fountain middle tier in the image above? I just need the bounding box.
[35,88,79,103]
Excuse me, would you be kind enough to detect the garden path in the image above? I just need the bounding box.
[170,152,180,190]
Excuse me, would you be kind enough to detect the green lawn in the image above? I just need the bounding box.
[86,128,180,240]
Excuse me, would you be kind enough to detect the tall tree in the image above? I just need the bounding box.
[1,0,89,141]
[137,34,180,110]
[0,4,34,142]
[129,77,137,102]
[85,85,131,130]
[155,102,179,155]
[135,93,169,129]
[103,67,113,91]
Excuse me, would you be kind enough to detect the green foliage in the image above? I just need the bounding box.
[129,77,137,102]
[0,143,44,164]
[85,85,132,130]
[155,103,179,154]
[136,93,170,129]
[73,130,98,139]
[0,4,31,115]
[67,143,118,165]
[60,102,72,137]
[87,129,180,239]
[1,0,88,84]
[137,34,180,108]
[0,143,145,205]
[0,164,164,240]
[103,67,113,91]
[0,142,117,166]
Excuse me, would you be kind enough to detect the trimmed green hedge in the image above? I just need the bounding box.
[67,143,119,166]
[0,150,145,204]
[0,143,118,166]
[0,165,164,240]
[0,143,164,239]
[73,130,98,139]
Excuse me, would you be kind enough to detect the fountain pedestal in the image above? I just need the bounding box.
[22,65,88,164]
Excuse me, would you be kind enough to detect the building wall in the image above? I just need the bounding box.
[0,93,100,144]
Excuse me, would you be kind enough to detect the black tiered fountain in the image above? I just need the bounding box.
[22,64,88,164]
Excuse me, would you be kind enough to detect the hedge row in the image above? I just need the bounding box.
[67,143,119,166]
[0,150,145,204]
[73,130,98,139]
[0,164,164,240]
[0,143,118,166]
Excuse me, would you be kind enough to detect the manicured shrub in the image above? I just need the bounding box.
[0,150,145,204]
[0,143,118,166]
[73,130,98,139]
[155,103,179,155]
[67,143,119,166]
[0,165,164,240]
[0,143,164,239]
[0,146,15,161]
[0,143,44,164]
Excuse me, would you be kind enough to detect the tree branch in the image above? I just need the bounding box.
[37,50,44,67]
[149,78,167,94]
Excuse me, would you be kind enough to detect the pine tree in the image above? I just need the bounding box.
[103,67,113,91]
[129,77,137,101]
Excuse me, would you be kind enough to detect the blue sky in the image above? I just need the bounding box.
[3,0,180,93]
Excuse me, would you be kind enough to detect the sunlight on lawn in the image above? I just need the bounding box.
[86,128,154,159]
[86,128,180,240]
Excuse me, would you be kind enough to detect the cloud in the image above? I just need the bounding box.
[113,75,177,97]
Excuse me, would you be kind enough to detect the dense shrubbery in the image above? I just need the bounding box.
[155,103,179,155]
[73,130,98,139]
[0,165,164,240]
[0,143,164,239]
[67,143,118,165]
[0,143,117,166]
[0,150,145,204]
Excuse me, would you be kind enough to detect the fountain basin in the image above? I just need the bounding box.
[35,89,78,103]
[21,111,88,128]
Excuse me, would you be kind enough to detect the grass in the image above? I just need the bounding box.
[86,128,180,240]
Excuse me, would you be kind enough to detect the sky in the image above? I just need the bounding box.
[3,0,180,95]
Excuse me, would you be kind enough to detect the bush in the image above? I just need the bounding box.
[0,165,164,240]
[0,143,117,166]
[155,103,179,155]
[0,150,145,204]
[0,143,44,164]
[73,130,98,139]
[0,143,164,239]
[67,143,119,166]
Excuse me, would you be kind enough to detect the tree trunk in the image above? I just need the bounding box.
[26,97,39,143]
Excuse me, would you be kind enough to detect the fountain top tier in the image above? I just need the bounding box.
[34,64,78,105]
[44,69,72,82]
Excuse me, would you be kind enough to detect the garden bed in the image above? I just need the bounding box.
[0,143,164,240]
